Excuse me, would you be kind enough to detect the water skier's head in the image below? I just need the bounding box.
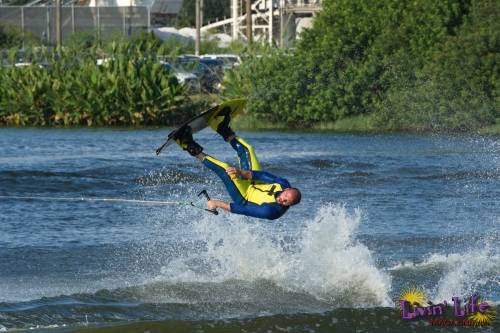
[277,188,301,207]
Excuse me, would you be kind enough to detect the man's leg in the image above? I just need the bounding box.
[209,106,235,141]
[174,125,203,156]
[175,126,248,205]
[228,136,262,171]
[208,106,261,171]
[200,154,249,205]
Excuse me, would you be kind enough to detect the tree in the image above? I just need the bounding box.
[177,0,231,27]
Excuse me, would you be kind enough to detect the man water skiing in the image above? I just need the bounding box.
[175,108,301,220]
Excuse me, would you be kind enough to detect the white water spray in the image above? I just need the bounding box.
[156,204,392,307]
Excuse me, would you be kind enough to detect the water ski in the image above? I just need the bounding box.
[155,98,246,155]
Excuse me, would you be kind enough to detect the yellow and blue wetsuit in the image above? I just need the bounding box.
[202,137,290,220]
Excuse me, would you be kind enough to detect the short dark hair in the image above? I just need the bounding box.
[289,187,301,205]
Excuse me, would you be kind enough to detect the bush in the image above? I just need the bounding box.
[0,23,26,48]
[177,0,230,27]
[381,0,499,130]
[224,0,498,131]
[0,33,188,126]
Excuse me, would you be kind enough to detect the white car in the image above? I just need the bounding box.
[160,61,201,93]
[200,54,242,70]
[14,62,44,68]
[96,57,114,66]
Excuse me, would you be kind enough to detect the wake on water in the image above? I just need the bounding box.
[149,204,392,308]
[389,242,500,304]
[3,202,498,309]
[2,204,499,332]
[144,202,498,309]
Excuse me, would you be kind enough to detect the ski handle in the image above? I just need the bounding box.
[198,190,219,215]
[156,131,176,155]
[155,141,167,155]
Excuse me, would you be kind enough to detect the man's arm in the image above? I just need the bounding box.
[225,167,252,180]
[250,171,291,188]
[230,202,282,220]
[225,167,290,188]
[207,200,230,212]
[207,200,282,220]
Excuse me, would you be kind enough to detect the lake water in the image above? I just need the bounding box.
[0,129,498,332]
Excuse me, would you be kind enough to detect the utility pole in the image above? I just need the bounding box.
[279,0,283,48]
[200,0,204,28]
[231,0,238,40]
[268,0,273,45]
[246,0,252,43]
[195,0,201,55]
[128,0,132,37]
[55,0,62,51]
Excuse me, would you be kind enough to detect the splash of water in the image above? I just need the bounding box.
[156,204,392,307]
[433,247,499,302]
[388,236,500,303]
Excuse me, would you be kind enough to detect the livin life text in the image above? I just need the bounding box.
[400,293,491,320]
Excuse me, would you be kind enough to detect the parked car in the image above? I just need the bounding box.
[160,61,201,93]
[175,56,221,93]
[199,58,224,80]
[13,62,44,68]
[200,54,242,70]
[1,49,49,69]
[96,57,114,66]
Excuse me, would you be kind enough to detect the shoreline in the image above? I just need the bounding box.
[0,126,498,135]
[1,119,498,135]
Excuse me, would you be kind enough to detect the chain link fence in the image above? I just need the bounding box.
[0,5,151,45]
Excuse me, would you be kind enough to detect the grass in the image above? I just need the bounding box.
[313,114,378,132]
[478,122,500,135]
[232,111,499,135]
[232,113,380,132]
[232,115,290,131]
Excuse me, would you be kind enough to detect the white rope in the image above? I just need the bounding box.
[0,195,182,206]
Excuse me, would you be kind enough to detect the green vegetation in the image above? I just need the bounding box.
[178,0,230,27]
[0,23,29,49]
[0,33,192,126]
[0,27,248,127]
[1,0,31,5]
[224,0,499,133]
[479,122,500,134]
[1,0,498,133]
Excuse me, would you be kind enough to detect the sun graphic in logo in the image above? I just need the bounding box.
[467,299,496,326]
[398,287,427,307]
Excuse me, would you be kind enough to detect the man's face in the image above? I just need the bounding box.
[277,189,296,206]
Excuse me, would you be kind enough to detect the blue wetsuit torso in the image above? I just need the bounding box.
[229,171,291,220]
